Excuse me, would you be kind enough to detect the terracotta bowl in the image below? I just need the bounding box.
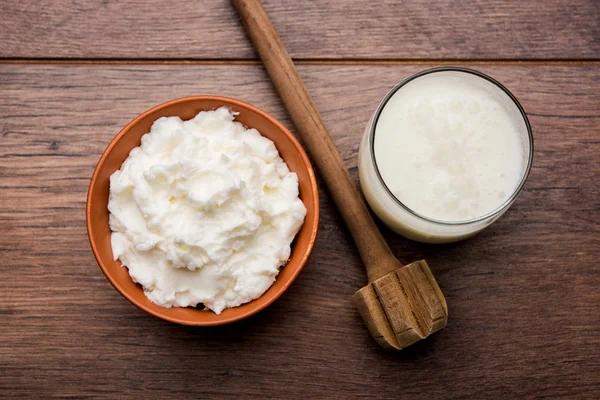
[87,96,319,326]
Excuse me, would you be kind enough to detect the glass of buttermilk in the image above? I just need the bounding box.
[359,67,533,243]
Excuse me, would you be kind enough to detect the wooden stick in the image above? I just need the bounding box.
[233,0,448,350]
[232,0,398,282]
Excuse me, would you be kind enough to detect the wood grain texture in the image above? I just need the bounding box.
[1,64,599,399]
[1,0,599,60]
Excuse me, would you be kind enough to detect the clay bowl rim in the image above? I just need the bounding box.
[86,95,319,326]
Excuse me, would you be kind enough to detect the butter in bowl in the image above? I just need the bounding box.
[87,96,319,325]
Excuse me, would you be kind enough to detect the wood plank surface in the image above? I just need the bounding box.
[2,0,600,60]
[1,64,599,399]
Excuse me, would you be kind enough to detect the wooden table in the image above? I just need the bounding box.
[1,1,599,398]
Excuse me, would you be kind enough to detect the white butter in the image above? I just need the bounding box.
[108,107,306,314]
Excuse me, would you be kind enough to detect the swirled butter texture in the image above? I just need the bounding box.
[108,107,306,314]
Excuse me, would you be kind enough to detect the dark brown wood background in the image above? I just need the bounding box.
[1,1,599,399]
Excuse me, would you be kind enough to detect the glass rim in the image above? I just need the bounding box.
[369,66,534,226]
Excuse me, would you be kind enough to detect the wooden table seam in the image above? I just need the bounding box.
[1,58,600,66]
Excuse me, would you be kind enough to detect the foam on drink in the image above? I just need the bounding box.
[373,73,526,222]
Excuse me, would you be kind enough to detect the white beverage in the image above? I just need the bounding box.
[359,69,532,243]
